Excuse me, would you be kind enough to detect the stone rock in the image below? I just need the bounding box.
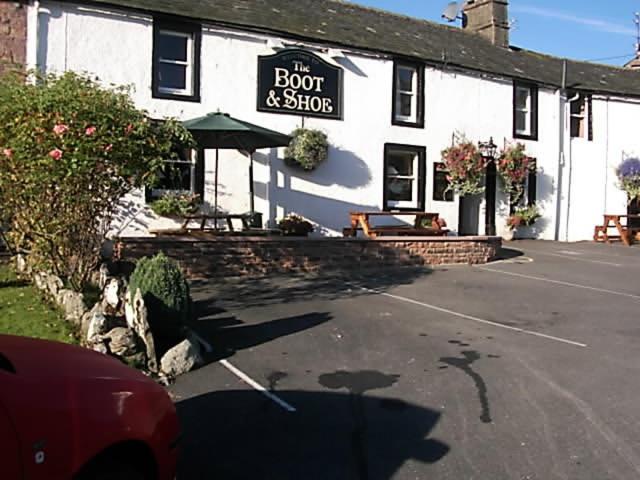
[15,254,29,275]
[103,278,122,311]
[98,263,110,290]
[89,340,109,355]
[44,273,64,297]
[160,337,203,378]
[104,327,140,357]
[125,288,158,373]
[86,310,109,341]
[56,289,88,325]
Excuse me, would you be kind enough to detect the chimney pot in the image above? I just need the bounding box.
[462,0,510,48]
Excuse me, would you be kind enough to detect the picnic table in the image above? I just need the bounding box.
[181,213,251,232]
[593,214,640,246]
[344,211,448,238]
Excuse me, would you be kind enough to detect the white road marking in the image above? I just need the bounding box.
[521,248,623,267]
[478,266,640,301]
[352,284,588,348]
[220,359,297,413]
[189,329,296,413]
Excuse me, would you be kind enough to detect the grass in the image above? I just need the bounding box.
[0,262,78,344]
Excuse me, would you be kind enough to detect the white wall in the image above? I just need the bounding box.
[32,1,640,241]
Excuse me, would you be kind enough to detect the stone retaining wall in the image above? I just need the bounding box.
[115,236,502,279]
[0,2,27,75]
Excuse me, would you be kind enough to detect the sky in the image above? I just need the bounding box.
[353,0,640,66]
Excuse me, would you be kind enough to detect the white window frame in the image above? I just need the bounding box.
[386,149,419,209]
[570,94,588,138]
[515,85,532,136]
[157,29,194,97]
[395,65,418,124]
[150,153,196,198]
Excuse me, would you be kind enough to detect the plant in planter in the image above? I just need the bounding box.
[150,193,201,218]
[441,136,487,196]
[616,157,640,202]
[284,128,329,171]
[278,213,314,236]
[497,143,536,204]
[507,205,541,230]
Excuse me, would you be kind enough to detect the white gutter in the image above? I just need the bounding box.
[25,0,40,72]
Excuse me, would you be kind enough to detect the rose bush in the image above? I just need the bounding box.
[441,138,487,196]
[0,71,194,290]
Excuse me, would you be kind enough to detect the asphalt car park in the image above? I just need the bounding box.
[171,240,640,480]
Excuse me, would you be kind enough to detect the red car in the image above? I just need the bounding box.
[0,334,179,480]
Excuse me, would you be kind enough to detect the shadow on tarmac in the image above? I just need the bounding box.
[176,389,449,479]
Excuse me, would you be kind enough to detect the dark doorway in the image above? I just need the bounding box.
[628,197,640,229]
[484,160,497,236]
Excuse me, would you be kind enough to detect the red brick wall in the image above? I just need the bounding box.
[115,236,502,279]
[0,1,27,75]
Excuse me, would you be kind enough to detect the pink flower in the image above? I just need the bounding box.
[104,144,113,153]
[49,148,63,160]
[3,148,12,158]
[53,124,69,136]
[85,126,97,136]
[125,124,134,135]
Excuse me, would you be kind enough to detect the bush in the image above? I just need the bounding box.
[278,214,314,236]
[0,70,194,290]
[150,193,201,217]
[284,128,329,171]
[128,253,191,351]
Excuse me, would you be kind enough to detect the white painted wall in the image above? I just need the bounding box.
[30,1,640,241]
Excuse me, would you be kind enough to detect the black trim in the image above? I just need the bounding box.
[152,16,202,102]
[512,81,538,141]
[391,60,425,128]
[587,94,593,141]
[383,143,426,212]
[485,160,497,236]
[195,148,205,199]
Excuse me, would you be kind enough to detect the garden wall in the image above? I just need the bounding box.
[0,2,26,75]
[115,236,502,279]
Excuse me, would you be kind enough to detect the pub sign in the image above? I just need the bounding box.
[257,49,343,120]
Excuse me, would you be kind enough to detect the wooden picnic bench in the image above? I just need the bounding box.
[181,213,251,232]
[593,214,640,246]
[344,211,449,239]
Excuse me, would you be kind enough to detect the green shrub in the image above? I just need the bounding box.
[128,253,191,351]
[150,192,200,217]
[284,128,329,171]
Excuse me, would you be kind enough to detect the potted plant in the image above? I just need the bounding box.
[284,128,329,171]
[278,213,314,236]
[150,192,201,218]
[616,157,640,202]
[441,136,487,196]
[505,205,541,240]
[497,143,536,205]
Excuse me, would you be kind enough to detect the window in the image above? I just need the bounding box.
[383,144,426,211]
[513,82,538,140]
[152,19,201,101]
[569,92,593,140]
[392,61,424,127]
[433,163,454,202]
[147,148,196,200]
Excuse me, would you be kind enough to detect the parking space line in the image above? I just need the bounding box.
[520,249,624,267]
[352,285,587,348]
[220,359,297,413]
[478,266,640,301]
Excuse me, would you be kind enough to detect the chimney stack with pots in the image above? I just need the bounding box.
[462,0,510,48]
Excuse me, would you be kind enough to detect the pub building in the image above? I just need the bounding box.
[4,0,640,241]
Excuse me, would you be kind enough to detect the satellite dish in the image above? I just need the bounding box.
[442,2,460,22]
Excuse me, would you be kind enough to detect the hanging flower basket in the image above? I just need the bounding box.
[616,157,640,202]
[284,128,329,171]
[441,138,487,196]
[497,143,535,204]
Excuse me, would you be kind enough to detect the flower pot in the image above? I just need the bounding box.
[503,228,516,241]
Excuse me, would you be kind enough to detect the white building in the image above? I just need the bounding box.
[7,0,640,241]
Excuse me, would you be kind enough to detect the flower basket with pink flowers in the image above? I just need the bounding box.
[497,143,536,204]
[441,138,487,197]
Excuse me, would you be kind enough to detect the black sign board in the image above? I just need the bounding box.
[257,49,343,120]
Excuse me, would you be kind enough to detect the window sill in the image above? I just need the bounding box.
[152,90,201,103]
[392,118,424,129]
[513,132,538,141]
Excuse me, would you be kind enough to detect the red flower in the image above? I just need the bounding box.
[53,124,69,136]
[49,148,63,160]
[85,126,97,136]
[3,148,12,158]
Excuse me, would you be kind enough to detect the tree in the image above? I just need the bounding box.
[0,71,194,290]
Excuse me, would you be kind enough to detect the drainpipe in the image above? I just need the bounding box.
[564,91,581,242]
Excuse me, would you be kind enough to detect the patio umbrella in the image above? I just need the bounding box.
[182,112,292,219]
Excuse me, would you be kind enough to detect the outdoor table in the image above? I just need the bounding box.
[593,214,640,246]
[181,213,250,232]
[345,211,447,238]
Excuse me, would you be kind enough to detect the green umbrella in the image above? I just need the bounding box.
[183,113,292,218]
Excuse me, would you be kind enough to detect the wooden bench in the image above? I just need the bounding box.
[594,214,640,246]
[344,211,449,239]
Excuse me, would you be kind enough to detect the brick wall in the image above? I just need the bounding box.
[0,1,27,75]
[115,236,502,280]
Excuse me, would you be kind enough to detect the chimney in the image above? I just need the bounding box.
[462,0,510,48]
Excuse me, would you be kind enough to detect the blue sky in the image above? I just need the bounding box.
[354,0,640,66]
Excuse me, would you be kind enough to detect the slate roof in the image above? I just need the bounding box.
[74,0,640,97]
